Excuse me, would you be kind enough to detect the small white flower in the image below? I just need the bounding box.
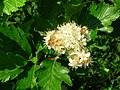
[68,50,92,68]
[44,22,92,69]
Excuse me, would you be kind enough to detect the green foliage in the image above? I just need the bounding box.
[0,51,27,83]
[110,0,120,6]
[89,3,120,26]
[0,0,120,90]
[3,0,27,15]
[0,52,27,70]
[80,3,120,33]
[36,60,72,90]
[16,65,39,90]
[90,30,98,40]
[0,1,4,15]
[0,24,32,53]
[117,43,120,52]
[0,68,23,82]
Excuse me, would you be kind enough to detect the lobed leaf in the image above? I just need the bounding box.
[89,3,120,26]
[36,60,72,90]
[0,68,23,82]
[16,65,39,90]
[0,51,27,82]
[3,0,27,15]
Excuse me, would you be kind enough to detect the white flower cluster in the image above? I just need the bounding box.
[44,22,92,69]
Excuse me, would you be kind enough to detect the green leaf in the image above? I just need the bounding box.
[0,51,27,83]
[0,51,27,70]
[78,7,102,29]
[0,1,4,15]
[97,26,113,33]
[64,3,86,22]
[110,0,120,6]
[0,24,32,53]
[40,0,61,19]
[16,65,39,90]
[0,33,29,58]
[68,0,83,5]
[36,60,72,90]
[94,45,108,51]
[36,43,45,52]
[117,43,120,53]
[90,29,98,40]
[0,68,23,82]
[3,0,27,15]
[116,76,120,85]
[104,68,109,73]
[31,57,38,64]
[20,19,34,33]
[89,3,120,26]
[35,17,51,31]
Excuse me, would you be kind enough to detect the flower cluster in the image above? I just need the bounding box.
[44,22,92,68]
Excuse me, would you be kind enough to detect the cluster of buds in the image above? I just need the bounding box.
[44,22,92,69]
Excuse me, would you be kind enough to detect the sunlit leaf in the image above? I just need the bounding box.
[97,26,113,33]
[0,68,23,82]
[3,0,27,15]
[16,65,39,90]
[36,60,72,90]
[89,3,120,26]
[94,45,108,51]
[0,51,27,83]
[90,29,98,40]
